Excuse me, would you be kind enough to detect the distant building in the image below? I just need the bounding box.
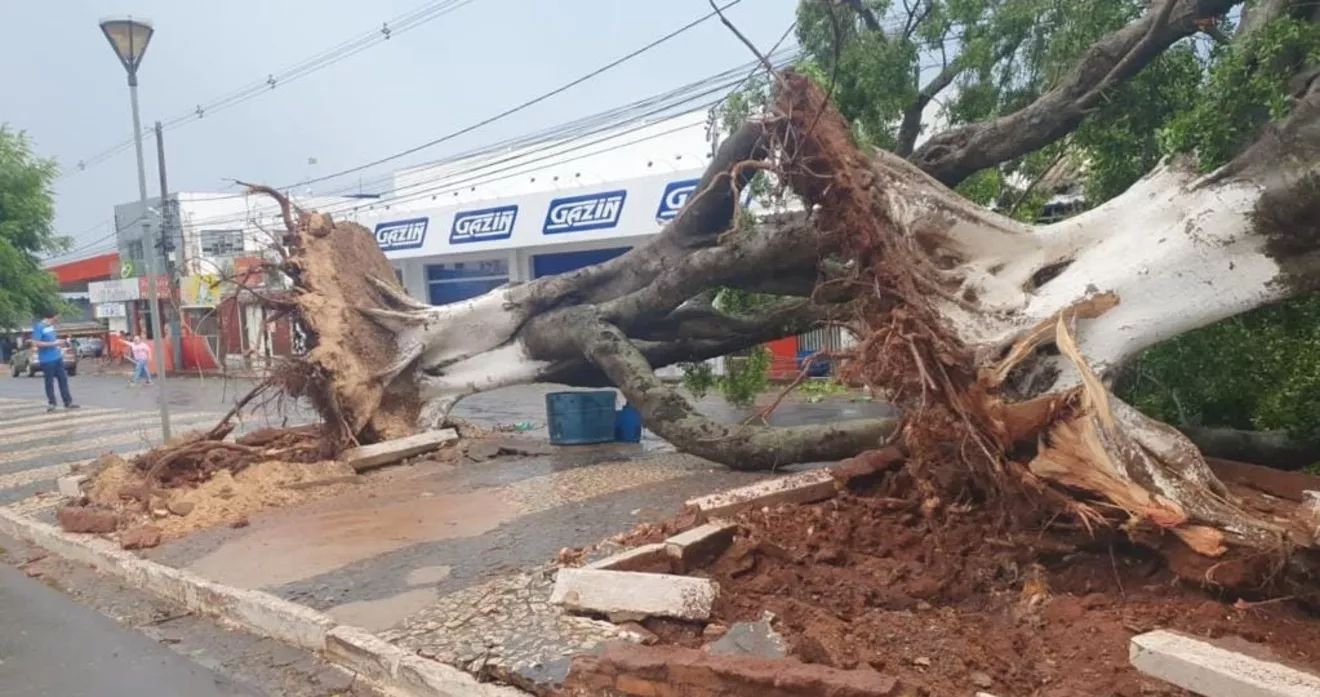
[95,109,847,377]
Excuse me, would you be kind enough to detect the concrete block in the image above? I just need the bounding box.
[1131,629,1320,697]
[686,470,837,520]
[664,521,737,571]
[396,654,529,696]
[326,625,406,682]
[343,429,457,472]
[706,619,786,658]
[587,543,673,573]
[551,568,717,621]
[57,474,89,498]
[210,585,335,652]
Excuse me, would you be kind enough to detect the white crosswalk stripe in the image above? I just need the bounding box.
[0,407,119,430]
[3,430,166,468]
[0,395,301,503]
[0,412,217,450]
[0,411,164,440]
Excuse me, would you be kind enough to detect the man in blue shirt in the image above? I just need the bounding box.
[31,311,80,413]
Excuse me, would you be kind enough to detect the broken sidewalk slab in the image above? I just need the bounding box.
[343,429,457,472]
[1131,629,1320,697]
[551,568,717,622]
[664,521,738,571]
[57,474,89,498]
[686,469,837,520]
[586,543,674,574]
[706,619,787,659]
[465,437,557,462]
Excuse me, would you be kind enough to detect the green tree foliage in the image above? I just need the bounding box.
[1119,17,1320,449]
[1118,298,1320,441]
[0,127,64,329]
[1161,18,1320,171]
[708,2,1320,441]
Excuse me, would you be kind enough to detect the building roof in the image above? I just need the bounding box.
[45,252,120,291]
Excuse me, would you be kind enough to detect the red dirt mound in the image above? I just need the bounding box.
[644,470,1320,696]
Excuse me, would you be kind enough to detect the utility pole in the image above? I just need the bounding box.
[155,121,183,370]
[101,16,171,441]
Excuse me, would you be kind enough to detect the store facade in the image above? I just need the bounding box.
[359,170,704,305]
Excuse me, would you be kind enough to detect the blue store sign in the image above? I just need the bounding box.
[543,189,627,234]
[374,217,429,251]
[451,204,518,244]
[655,178,699,222]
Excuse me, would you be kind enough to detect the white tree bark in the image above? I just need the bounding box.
[871,152,1283,396]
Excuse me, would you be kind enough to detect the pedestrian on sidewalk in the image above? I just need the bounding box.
[128,335,154,386]
[30,310,80,413]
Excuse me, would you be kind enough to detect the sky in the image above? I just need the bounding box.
[1,0,800,260]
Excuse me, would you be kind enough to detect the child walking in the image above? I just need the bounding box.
[129,335,154,386]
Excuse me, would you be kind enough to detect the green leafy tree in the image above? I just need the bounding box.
[711,1,1320,449]
[0,127,64,329]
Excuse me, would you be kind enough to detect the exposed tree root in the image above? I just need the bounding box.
[766,69,1318,591]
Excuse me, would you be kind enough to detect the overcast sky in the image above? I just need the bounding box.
[1,0,798,258]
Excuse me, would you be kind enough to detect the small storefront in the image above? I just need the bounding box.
[359,171,703,306]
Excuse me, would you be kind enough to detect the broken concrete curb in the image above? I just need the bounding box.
[345,429,458,472]
[552,568,717,621]
[587,543,673,573]
[685,469,837,520]
[0,506,528,696]
[664,520,737,571]
[1131,629,1320,697]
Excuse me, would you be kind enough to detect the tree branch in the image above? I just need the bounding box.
[895,58,965,157]
[843,0,885,34]
[568,311,895,470]
[910,0,1239,186]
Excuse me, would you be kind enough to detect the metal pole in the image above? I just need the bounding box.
[129,77,172,441]
[154,121,183,370]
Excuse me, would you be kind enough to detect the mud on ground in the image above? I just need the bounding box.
[606,468,1320,697]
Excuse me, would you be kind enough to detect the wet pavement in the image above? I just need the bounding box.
[0,371,895,693]
[0,533,376,697]
[0,561,256,697]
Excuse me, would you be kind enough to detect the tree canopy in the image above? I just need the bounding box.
[0,127,63,329]
[774,0,1320,461]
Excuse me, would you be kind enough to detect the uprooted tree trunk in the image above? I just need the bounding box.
[231,67,1319,588]
[154,0,1320,588]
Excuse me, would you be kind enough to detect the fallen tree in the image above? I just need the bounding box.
[148,0,1320,588]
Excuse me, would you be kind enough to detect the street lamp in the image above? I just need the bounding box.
[100,16,172,441]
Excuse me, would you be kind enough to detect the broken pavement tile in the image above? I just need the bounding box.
[550,568,717,622]
[685,469,837,520]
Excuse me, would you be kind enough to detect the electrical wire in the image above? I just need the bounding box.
[178,48,798,230]
[65,0,486,176]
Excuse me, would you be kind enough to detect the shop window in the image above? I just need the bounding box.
[425,259,508,306]
[200,229,245,257]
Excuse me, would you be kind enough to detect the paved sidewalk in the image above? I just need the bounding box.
[1,381,893,693]
[0,562,256,697]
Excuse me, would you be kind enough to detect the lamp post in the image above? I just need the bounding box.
[100,16,172,441]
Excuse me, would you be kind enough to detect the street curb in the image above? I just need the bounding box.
[0,506,528,697]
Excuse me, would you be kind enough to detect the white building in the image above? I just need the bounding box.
[101,107,844,375]
[347,110,717,305]
[113,192,365,280]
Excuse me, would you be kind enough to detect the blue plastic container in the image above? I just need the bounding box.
[546,390,618,445]
[614,403,643,443]
[797,350,831,377]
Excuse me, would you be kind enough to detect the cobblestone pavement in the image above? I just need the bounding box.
[1,375,894,693]
[380,565,630,691]
[0,372,314,507]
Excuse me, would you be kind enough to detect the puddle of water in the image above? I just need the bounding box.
[186,488,516,588]
[326,587,439,632]
[405,564,452,586]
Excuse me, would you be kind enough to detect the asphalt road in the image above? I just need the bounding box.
[0,562,255,697]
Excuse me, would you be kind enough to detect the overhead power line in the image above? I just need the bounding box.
[254,0,749,195]
[180,48,798,230]
[65,0,486,177]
